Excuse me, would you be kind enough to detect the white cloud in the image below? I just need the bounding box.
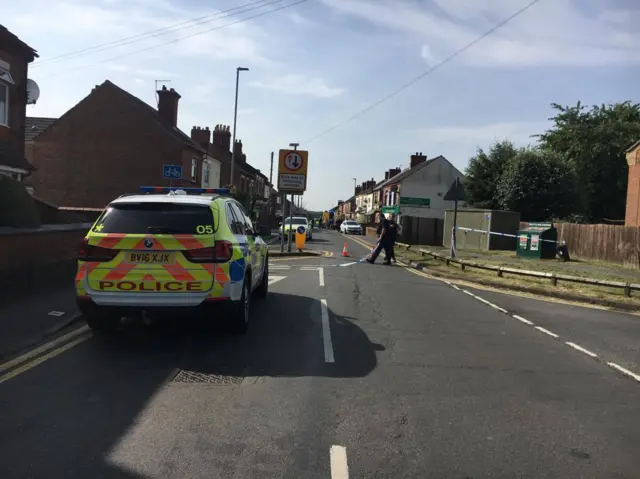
[250,74,345,98]
[411,121,549,148]
[321,0,640,67]
[289,12,314,26]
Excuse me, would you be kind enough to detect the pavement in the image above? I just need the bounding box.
[0,229,639,478]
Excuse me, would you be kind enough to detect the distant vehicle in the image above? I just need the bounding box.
[279,216,312,241]
[340,220,363,235]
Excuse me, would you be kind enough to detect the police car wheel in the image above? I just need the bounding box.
[229,275,250,334]
[85,313,119,333]
[256,261,268,299]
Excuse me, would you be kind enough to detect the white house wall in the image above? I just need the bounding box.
[400,156,463,219]
[202,156,221,189]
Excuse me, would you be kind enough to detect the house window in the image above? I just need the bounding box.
[0,82,8,127]
[203,161,210,187]
[191,158,197,182]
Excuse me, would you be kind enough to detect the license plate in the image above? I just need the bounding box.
[125,251,175,264]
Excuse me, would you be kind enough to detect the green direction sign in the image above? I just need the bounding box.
[399,197,431,207]
[381,205,399,214]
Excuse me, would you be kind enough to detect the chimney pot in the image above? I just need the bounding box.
[410,151,427,168]
[157,85,181,127]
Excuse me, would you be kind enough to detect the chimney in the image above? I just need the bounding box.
[212,124,231,153]
[234,140,245,163]
[410,151,427,168]
[388,168,401,179]
[385,171,390,180]
[157,85,181,127]
[190,126,210,150]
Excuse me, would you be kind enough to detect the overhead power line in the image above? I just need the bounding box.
[33,0,284,67]
[303,0,543,144]
[42,0,310,79]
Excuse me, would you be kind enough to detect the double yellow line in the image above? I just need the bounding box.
[0,324,92,385]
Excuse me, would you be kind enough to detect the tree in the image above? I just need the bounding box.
[0,176,41,228]
[536,101,640,222]
[463,140,519,209]
[497,148,579,222]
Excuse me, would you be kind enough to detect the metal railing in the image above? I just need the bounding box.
[392,243,640,298]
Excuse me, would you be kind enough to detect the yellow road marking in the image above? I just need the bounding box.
[0,324,90,374]
[343,234,373,251]
[0,333,91,385]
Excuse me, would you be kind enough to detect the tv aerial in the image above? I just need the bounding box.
[26,79,40,105]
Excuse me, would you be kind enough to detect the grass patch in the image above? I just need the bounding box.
[394,246,640,309]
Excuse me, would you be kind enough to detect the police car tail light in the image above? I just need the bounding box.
[183,241,232,263]
[214,241,233,262]
[183,247,215,263]
[78,238,118,262]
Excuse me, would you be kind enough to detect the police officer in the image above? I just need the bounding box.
[367,214,397,265]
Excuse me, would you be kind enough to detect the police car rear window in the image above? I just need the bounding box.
[94,203,214,235]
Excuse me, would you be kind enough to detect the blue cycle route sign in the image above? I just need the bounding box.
[163,165,183,180]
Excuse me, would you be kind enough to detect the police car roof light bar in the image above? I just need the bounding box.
[140,186,231,196]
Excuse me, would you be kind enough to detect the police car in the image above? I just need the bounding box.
[75,187,269,334]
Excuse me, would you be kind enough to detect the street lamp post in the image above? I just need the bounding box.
[230,67,249,189]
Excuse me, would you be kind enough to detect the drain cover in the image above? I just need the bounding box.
[171,369,244,385]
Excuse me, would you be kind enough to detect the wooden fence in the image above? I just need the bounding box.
[520,222,640,269]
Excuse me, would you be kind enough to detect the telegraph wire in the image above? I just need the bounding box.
[303,0,543,144]
[42,0,310,79]
[33,0,284,67]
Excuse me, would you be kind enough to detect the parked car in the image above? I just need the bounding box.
[278,216,312,241]
[340,220,363,235]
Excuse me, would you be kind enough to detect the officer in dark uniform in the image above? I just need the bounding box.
[367,214,397,265]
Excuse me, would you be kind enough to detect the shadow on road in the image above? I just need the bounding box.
[0,292,380,478]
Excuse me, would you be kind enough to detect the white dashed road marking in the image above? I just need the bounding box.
[566,342,598,358]
[330,445,349,479]
[320,299,335,363]
[534,326,560,339]
[607,363,640,382]
[318,267,325,286]
[512,314,533,325]
[403,266,640,384]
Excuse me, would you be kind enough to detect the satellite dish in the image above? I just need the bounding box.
[26,79,40,105]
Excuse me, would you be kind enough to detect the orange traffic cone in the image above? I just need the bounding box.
[342,242,349,257]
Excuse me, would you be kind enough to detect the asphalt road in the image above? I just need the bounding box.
[0,229,639,478]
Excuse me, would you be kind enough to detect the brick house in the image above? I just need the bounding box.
[27,80,206,208]
[190,124,259,197]
[24,117,56,167]
[625,140,640,226]
[0,26,38,182]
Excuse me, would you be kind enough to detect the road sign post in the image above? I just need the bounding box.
[277,149,308,195]
[444,177,467,258]
[163,165,183,188]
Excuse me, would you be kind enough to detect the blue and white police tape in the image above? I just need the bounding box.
[455,226,562,245]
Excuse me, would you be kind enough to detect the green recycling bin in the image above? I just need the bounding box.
[516,222,557,259]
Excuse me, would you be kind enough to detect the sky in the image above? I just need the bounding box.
[3,0,639,210]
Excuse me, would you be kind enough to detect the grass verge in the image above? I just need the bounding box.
[394,246,640,311]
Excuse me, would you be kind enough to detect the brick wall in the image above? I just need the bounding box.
[27,83,200,208]
[0,224,91,293]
